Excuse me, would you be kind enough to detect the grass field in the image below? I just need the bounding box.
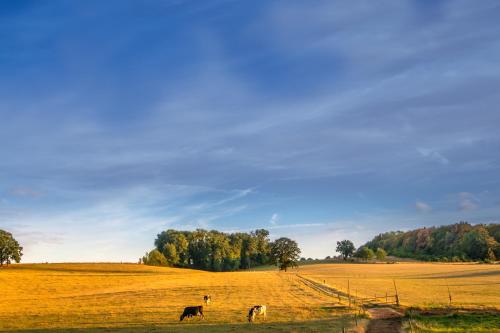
[0,262,499,332]
[297,262,500,309]
[0,263,354,332]
[407,312,500,333]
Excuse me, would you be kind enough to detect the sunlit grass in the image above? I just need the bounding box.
[0,263,348,331]
[297,262,500,308]
[1,262,498,331]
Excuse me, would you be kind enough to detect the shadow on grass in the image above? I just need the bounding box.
[0,318,361,333]
[408,312,500,333]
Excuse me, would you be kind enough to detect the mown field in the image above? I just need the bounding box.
[0,263,354,332]
[298,262,500,309]
[0,262,499,332]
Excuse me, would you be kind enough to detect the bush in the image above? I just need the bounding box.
[142,249,168,266]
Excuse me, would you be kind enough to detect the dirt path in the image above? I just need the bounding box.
[366,307,404,333]
[297,275,404,333]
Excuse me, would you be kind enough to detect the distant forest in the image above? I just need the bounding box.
[142,229,300,272]
[363,222,500,262]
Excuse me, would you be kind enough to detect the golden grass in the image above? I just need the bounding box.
[297,262,500,309]
[1,262,498,332]
[0,263,346,331]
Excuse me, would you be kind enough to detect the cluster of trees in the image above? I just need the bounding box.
[142,229,301,272]
[335,239,386,261]
[363,222,500,262]
[0,230,23,266]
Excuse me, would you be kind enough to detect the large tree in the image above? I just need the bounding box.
[0,230,23,266]
[460,226,497,260]
[336,240,355,260]
[355,246,375,261]
[270,237,301,272]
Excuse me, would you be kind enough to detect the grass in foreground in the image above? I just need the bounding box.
[0,264,348,331]
[1,262,498,332]
[407,312,500,333]
[1,318,363,333]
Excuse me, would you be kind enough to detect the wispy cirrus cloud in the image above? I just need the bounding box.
[8,187,42,198]
[459,192,479,211]
[269,213,279,225]
[415,200,432,213]
[1,1,500,261]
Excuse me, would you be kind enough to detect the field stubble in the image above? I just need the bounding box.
[1,262,499,332]
[297,262,500,309]
[0,263,347,331]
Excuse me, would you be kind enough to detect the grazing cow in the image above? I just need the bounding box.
[180,306,204,321]
[203,295,211,305]
[248,305,267,322]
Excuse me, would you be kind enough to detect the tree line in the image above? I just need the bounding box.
[142,229,301,272]
[335,239,387,261]
[361,222,499,262]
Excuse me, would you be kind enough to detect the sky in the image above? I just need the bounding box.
[1,0,500,262]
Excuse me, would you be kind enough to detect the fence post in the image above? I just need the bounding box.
[446,279,452,307]
[386,291,388,303]
[348,279,351,308]
[393,279,400,306]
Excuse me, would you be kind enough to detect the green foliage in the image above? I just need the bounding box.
[153,229,279,271]
[363,222,499,262]
[270,237,301,272]
[336,240,355,260]
[460,226,497,260]
[162,243,179,265]
[142,249,168,266]
[411,312,500,333]
[0,230,23,266]
[375,247,387,260]
[355,246,374,261]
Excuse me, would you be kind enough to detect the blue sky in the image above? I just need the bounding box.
[1,1,500,262]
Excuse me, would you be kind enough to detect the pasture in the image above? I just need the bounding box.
[0,263,352,332]
[297,262,500,309]
[0,262,499,332]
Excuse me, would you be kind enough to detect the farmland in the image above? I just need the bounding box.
[298,262,500,309]
[0,263,352,332]
[0,262,499,332]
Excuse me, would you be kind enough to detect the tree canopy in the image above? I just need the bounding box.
[142,249,168,266]
[363,222,500,262]
[148,229,298,271]
[0,230,23,266]
[336,240,355,260]
[375,247,387,261]
[355,246,374,261]
[270,237,301,272]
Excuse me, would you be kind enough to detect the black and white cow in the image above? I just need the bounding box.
[203,295,211,305]
[248,305,266,322]
[180,306,204,321]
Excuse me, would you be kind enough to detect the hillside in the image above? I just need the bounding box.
[0,263,347,331]
[0,262,499,332]
[362,222,500,261]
